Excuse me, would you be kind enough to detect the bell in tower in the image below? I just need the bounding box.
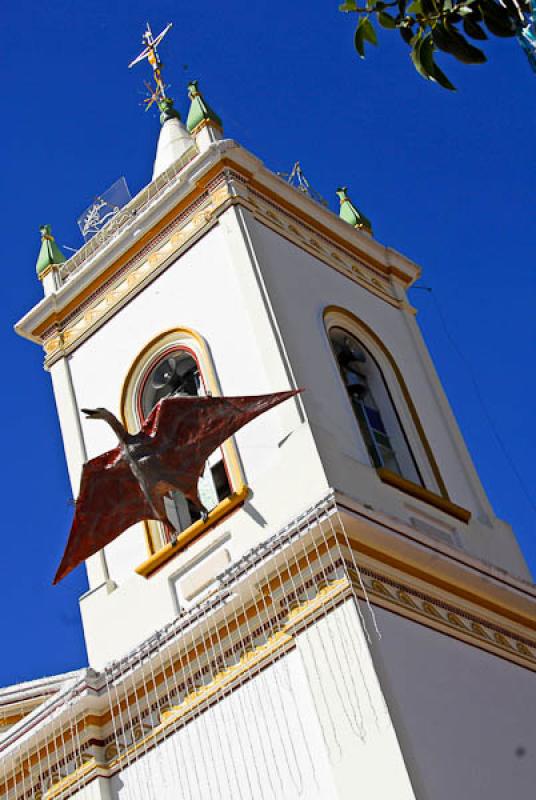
[5,21,535,800]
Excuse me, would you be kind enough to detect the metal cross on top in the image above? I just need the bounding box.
[128,22,173,108]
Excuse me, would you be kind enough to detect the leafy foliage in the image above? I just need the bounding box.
[340,0,531,88]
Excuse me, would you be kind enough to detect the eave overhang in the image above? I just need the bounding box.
[15,140,421,354]
[336,490,536,636]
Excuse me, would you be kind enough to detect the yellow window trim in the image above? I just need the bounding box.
[121,327,248,559]
[135,485,249,579]
[377,468,471,523]
[324,305,449,500]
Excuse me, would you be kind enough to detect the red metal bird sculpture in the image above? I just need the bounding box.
[54,390,301,584]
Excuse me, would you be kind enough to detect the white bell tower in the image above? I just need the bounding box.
[12,55,535,800]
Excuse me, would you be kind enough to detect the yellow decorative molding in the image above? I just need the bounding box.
[354,567,536,671]
[46,757,96,800]
[244,192,399,307]
[43,200,216,366]
[135,486,249,578]
[120,325,248,561]
[25,153,422,356]
[35,166,407,366]
[324,306,450,501]
[35,575,349,797]
[3,561,535,800]
[377,468,471,523]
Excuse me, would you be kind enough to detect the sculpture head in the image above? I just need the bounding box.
[81,408,127,440]
[81,408,112,420]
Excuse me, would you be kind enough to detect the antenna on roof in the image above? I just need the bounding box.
[278,162,328,208]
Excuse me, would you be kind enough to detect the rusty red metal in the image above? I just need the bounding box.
[54,390,301,584]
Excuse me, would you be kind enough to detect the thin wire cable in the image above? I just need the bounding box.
[172,606,219,800]
[139,640,173,800]
[156,624,199,800]
[232,564,287,798]
[414,284,536,514]
[180,614,220,800]
[194,602,251,800]
[186,604,239,800]
[149,630,192,800]
[70,695,87,800]
[217,592,268,799]
[120,650,155,800]
[172,621,209,800]
[311,506,368,739]
[221,586,276,799]
[255,530,318,794]
[253,550,306,795]
[104,664,136,800]
[283,519,343,761]
[326,507,383,724]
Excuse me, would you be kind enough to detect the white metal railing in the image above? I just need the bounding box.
[58,144,198,285]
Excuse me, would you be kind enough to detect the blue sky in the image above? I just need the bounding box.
[1,1,534,687]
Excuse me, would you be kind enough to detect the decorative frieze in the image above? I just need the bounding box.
[39,165,405,366]
[357,569,536,668]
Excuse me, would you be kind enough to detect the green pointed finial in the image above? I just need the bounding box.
[36,225,66,277]
[336,187,372,234]
[186,80,222,133]
[157,96,181,125]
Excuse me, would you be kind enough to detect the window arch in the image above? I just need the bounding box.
[330,326,422,484]
[324,306,449,500]
[121,328,247,561]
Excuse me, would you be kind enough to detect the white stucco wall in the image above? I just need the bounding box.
[244,213,530,579]
[94,599,415,800]
[368,605,536,799]
[66,213,329,665]
[52,190,529,665]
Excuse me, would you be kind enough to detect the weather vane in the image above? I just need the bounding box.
[129,22,173,111]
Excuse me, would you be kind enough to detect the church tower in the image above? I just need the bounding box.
[5,26,535,800]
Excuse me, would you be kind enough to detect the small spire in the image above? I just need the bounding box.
[157,96,181,126]
[152,111,193,180]
[36,225,66,277]
[336,187,372,234]
[186,80,222,134]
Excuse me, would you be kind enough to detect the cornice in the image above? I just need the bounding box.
[357,566,536,669]
[2,492,535,799]
[15,142,421,363]
[336,491,536,634]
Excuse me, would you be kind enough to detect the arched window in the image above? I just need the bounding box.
[122,329,246,560]
[329,326,423,486]
[140,347,231,537]
[324,308,470,521]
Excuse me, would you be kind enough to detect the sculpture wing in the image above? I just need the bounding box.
[143,389,302,491]
[53,448,156,584]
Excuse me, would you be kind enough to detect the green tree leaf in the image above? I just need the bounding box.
[339,0,522,89]
[355,18,368,56]
[362,17,379,43]
[463,17,488,38]
[378,10,398,27]
[409,31,458,88]
[420,33,438,76]
[410,33,429,79]
[479,0,516,36]
[431,58,457,88]
[432,22,487,62]
[400,24,415,43]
